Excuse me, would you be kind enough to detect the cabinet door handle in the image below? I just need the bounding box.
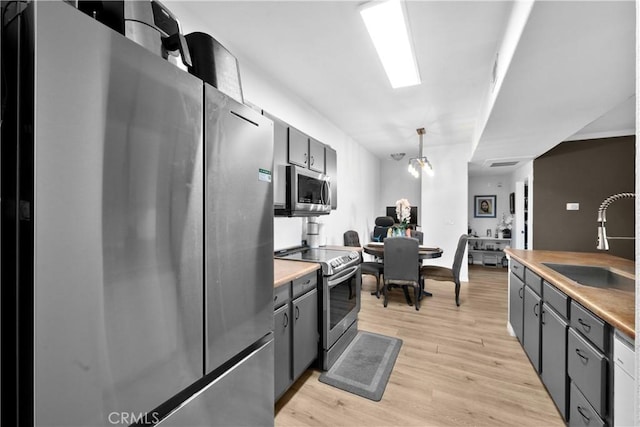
[576,406,591,423]
[541,308,546,325]
[310,155,314,166]
[283,312,289,328]
[295,306,300,320]
[518,287,523,299]
[575,348,589,364]
[304,152,308,164]
[578,318,591,333]
[533,302,539,317]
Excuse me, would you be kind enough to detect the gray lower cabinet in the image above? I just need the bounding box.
[292,288,319,379]
[569,381,605,427]
[274,272,319,401]
[509,272,524,343]
[274,303,292,400]
[523,285,542,372]
[541,303,569,420]
[568,327,608,419]
[508,260,615,425]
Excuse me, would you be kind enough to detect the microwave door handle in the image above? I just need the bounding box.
[327,266,359,288]
[323,180,331,206]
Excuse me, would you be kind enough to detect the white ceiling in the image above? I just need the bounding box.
[168,1,636,176]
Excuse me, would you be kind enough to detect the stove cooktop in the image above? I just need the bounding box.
[275,247,360,276]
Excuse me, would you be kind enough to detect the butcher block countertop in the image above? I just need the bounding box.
[505,249,635,339]
[273,260,319,288]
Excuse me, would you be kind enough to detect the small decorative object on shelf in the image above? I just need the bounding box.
[388,198,412,237]
[498,213,513,239]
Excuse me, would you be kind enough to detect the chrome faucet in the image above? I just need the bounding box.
[596,192,636,250]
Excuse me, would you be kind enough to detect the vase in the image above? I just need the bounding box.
[498,231,504,239]
[388,227,405,237]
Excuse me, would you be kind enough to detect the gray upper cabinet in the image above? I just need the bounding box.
[262,109,337,214]
[288,128,326,173]
[288,127,310,168]
[308,137,325,173]
[324,146,337,209]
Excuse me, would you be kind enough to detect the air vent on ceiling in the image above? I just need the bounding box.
[490,161,519,168]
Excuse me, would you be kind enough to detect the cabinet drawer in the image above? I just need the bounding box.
[274,283,291,309]
[543,281,568,319]
[570,301,607,353]
[510,259,525,281]
[569,381,605,427]
[524,269,542,295]
[567,328,607,418]
[292,273,317,298]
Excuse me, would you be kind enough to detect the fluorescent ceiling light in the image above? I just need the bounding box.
[360,0,421,88]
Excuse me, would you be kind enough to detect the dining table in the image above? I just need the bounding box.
[362,242,444,302]
[363,242,443,260]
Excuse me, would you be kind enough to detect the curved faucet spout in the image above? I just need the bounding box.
[596,192,635,250]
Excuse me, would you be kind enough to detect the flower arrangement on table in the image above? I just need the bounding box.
[498,213,513,238]
[388,198,412,237]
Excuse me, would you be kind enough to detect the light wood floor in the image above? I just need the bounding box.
[275,265,564,427]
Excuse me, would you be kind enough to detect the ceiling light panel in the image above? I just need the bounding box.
[360,0,421,89]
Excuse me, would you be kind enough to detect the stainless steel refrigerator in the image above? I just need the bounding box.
[1,2,274,426]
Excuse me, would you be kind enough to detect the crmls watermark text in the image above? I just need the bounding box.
[108,412,160,425]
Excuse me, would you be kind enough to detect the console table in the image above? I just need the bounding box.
[467,237,511,267]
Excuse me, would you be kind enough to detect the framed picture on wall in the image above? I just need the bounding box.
[474,195,496,218]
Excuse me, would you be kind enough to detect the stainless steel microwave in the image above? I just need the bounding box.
[275,165,331,216]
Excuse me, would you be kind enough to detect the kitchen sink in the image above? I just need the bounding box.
[542,263,635,292]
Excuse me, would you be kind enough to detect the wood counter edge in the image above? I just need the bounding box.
[274,259,320,288]
[504,249,635,339]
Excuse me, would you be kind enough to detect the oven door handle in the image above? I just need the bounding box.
[327,265,359,288]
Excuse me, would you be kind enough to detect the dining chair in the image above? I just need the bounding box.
[420,234,468,306]
[343,230,385,298]
[371,216,394,242]
[383,236,421,310]
[410,229,423,244]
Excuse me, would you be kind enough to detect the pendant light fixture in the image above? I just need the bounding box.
[407,128,434,178]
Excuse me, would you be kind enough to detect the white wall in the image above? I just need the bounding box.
[378,158,421,223]
[508,160,534,249]
[170,4,381,251]
[420,144,470,282]
[468,173,512,239]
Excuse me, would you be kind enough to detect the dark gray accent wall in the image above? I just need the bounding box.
[533,136,635,260]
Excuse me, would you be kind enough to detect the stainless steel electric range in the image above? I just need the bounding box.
[275,246,362,370]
